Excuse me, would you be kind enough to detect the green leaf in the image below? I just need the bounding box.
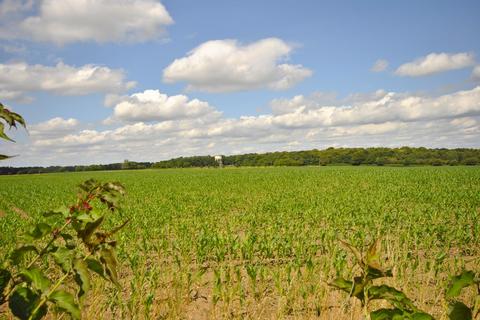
[100,248,119,286]
[20,267,51,293]
[370,308,403,320]
[330,277,365,302]
[78,217,104,245]
[43,207,70,218]
[26,223,52,240]
[9,286,47,320]
[446,270,476,299]
[49,290,81,320]
[10,245,39,264]
[339,240,364,267]
[448,301,472,320]
[411,312,435,320]
[73,258,90,299]
[0,122,14,142]
[86,258,106,279]
[0,268,12,304]
[52,247,74,272]
[368,285,418,313]
[60,233,76,249]
[0,154,11,160]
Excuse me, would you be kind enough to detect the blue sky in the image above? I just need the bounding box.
[1,0,480,166]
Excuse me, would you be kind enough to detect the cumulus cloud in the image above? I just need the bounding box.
[3,86,480,166]
[30,117,80,138]
[0,0,173,44]
[472,65,480,80]
[163,38,312,92]
[109,90,222,122]
[370,59,389,72]
[0,62,135,102]
[395,52,475,77]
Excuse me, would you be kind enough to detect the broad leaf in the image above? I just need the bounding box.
[411,312,435,320]
[446,270,476,299]
[52,247,73,272]
[448,301,472,320]
[20,267,51,292]
[43,207,70,218]
[9,286,47,320]
[100,248,119,286]
[368,285,418,313]
[86,258,106,279]
[49,290,81,320]
[330,277,365,301]
[78,217,104,245]
[26,223,52,240]
[73,258,90,299]
[0,122,14,142]
[10,245,39,264]
[366,239,382,269]
[370,308,403,320]
[339,240,364,267]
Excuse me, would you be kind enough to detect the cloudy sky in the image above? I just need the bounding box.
[1,0,479,166]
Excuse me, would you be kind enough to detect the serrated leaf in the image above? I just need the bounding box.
[26,223,52,240]
[368,285,418,313]
[100,248,119,286]
[446,270,476,299]
[366,239,382,269]
[60,233,76,249]
[448,301,472,320]
[0,268,12,304]
[52,247,73,272]
[367,266,393,280]
[43,207,69,218]
[20,267,51,293]
[0,122,14,142]
[86,258,106,279]
[10,245,39,264]
[370,308,403,320]
[78,217,104,245]
[73,258,90,300]
[339,240,364,267]
[330,276,365,302]
[9,286,47,320]
[49,290,81,320]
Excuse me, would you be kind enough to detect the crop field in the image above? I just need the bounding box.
[0,166,479,319]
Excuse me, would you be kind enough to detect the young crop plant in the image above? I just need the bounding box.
[0,178,129,319]
[330,239,434,320]
[445,270,480,320]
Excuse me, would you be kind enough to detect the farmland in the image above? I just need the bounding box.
[0,166,479,319]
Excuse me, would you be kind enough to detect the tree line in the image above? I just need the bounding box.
[1,147,479,174]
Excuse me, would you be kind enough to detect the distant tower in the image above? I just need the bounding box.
[214,155,223,168]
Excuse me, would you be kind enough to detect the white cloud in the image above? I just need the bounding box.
[472,65,480,80]
[0,62,135,102]
[30,117,79,138]
[163,38,312,92]
[3,86,480,166]
[371,59,389,72]
[110,90,222,122]
[395,52,475,77]
[0,0,33,17]
[0,0,173,44]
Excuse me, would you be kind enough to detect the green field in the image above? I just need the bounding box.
[1,166,479,319]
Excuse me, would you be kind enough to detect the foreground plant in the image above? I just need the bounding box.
[330,239,434,320]
[446,270,480,320]
[0,102,26,160]
[0,179,128,319]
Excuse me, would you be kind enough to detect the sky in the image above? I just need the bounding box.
[1,0,480,167]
